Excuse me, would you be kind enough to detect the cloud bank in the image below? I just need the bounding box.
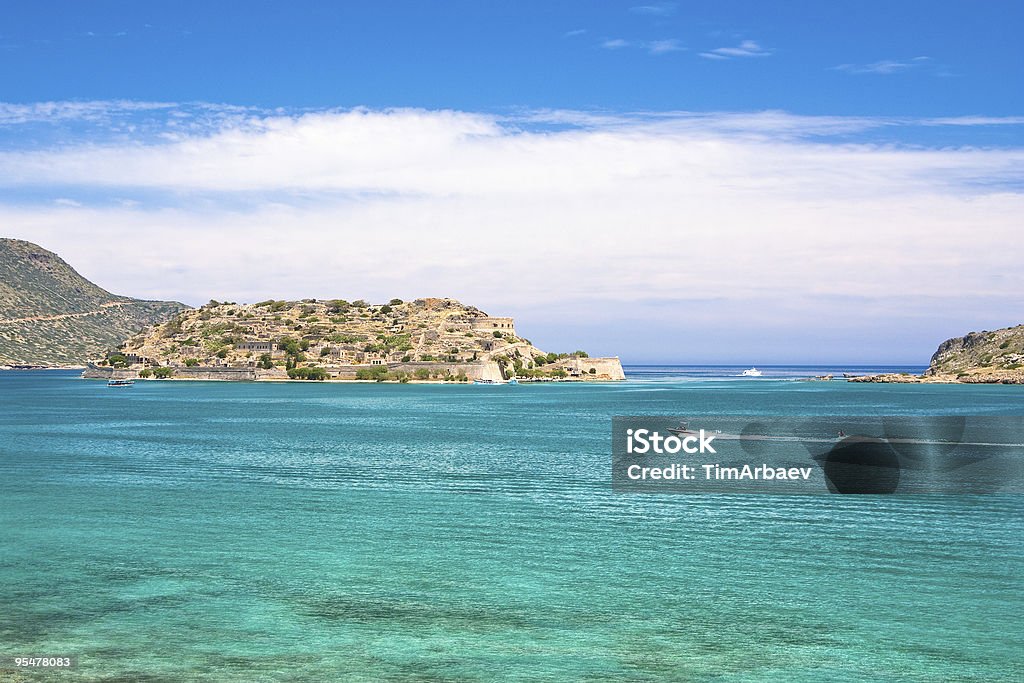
[1,104,1021,362]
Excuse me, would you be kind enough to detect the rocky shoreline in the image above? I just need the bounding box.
[849,371,1024,385]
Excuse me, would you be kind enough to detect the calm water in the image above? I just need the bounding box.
[1,368,1022,681]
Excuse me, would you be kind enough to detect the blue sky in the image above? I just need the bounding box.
[1,2,1022,363]
[4,1,1022,118]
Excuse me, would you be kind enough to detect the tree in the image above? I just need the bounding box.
[184,358,200,367]
[389,298,403,306]
[379,305,392,314]
[258,353,273,369]
[356,365,389,381]
[277,337,301,355]
[287,367,330,380]
[152,367,174,379]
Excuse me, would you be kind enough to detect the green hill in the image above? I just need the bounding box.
[0,238,189,365]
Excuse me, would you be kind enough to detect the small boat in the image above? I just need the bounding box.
[507,378,519,385]
[740,367,762,377]
[473,378,502,385]
[107,378,135,387]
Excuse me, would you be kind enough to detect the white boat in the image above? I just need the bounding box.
[740,367,762,377]
[107,378,135,387]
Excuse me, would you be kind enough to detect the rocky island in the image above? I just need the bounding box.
[83,297,625,382]
[851,324,1024,384]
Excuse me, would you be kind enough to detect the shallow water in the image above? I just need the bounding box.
[1,369,1022,681]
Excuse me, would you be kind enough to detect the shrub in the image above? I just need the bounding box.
[152,367,174,379]
[327,296,352,311]
[320,348,331,357]
[287,367,330,380]
[356,365,390,381]
[493,331,502,338]
[401,355,412,363]
[589,367,597,374]
[138,369,152,378]
[414,368,431,380]
[162,318,184,336]
[184,358,200,367]
[574,350,589,358]
[379,305,392,314]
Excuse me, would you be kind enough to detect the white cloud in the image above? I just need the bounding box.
[0,100,175,125]
[700,40,772,59]
[601,38,630,49]
[600,38,684,55]
[0,105,1021,361]
[834,57,931,75]
[630,3,677,16]
[646,39,684,54]
[563,29,587,38]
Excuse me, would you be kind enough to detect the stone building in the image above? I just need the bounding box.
[470,317,516,336]
[235,341,274,353]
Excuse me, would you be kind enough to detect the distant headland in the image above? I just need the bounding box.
[851,324,1024,384]
[82,297,625,383]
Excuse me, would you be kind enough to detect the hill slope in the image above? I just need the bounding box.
[0,238,189,365]
[852,324,1024,384]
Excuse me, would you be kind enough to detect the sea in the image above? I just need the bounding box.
[1,366,1021,681]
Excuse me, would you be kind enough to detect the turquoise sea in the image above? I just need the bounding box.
[1,367,1022,681]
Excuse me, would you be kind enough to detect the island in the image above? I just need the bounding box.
[850,324,1024,384]
[83,297,625,383]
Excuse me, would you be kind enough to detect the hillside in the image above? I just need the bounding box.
[92,297,624,382]
[924,325,1024,382]
[852,324,1024,384]
[0,238,189,366]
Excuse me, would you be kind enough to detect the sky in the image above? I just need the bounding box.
[1,1,1022,363]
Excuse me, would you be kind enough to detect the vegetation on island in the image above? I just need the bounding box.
[99,296,616,381]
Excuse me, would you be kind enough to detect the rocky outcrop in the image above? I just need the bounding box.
[850,324,1024,384]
